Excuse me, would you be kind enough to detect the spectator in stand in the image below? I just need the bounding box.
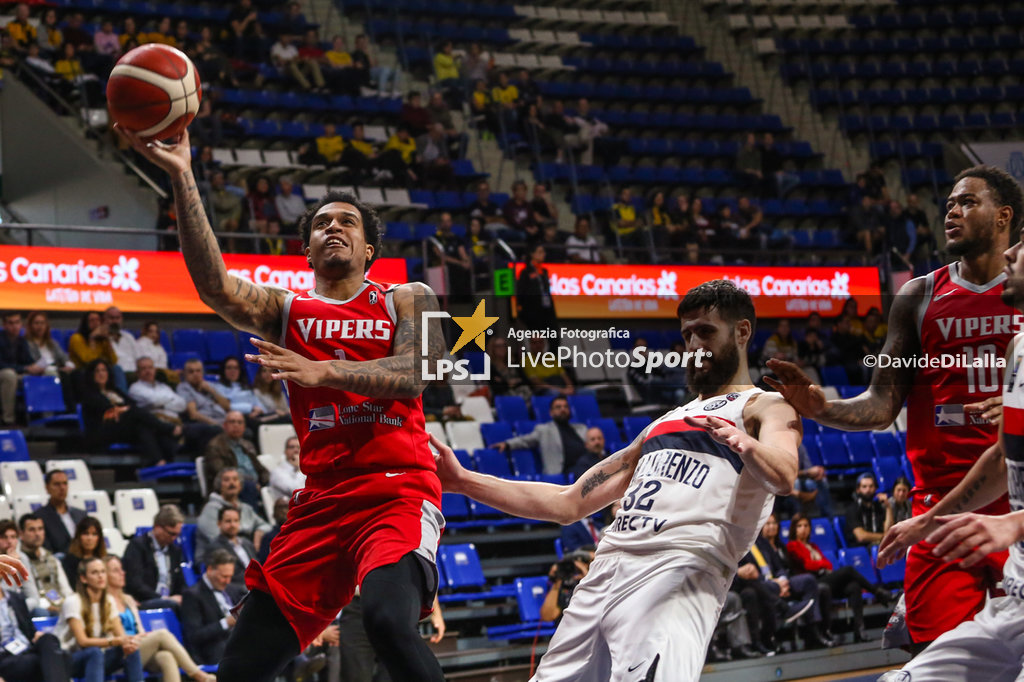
[861,306,887,352]
[208,172,243,251]
[530,182,557,228]
[252,365,289,421]
[761,133,797,198]
[565,216,599,264]
[297,29,328,76]
[346,122,395,183]
[104,555,216,682]
[690,197,712,248]
[847,195,880,255]
[227,0,259,57]
[611,187,645,251]
[6,3,37,54]
[845,473,893,547]
[174,20,193,50]
[93,20,120,60]
[246,175,279,237]
[502,180,534,236]
[134,322,173,378]
[81,359,181,466]
[486,336,531,401]
[466,217,492,289]
[904,195,938,274]
[889,476,912,524]
[269,436,304,501]
[181,549,246,665]
[568,98,608,166]
[399,91,432,137]
[351,33,400,96]
[736,197,764,247]
[433,41,460,93]
[883,199,916,271]
[562,511,604,554]
[382,125,418,185]
[761,319,798,364]
[416,123,455,190]
[257,497,289,564]
[56,557,144,682]
[539,550,594,623]
[38,8,63,56]
[273,177,306,233]
[206,507,256,586]
[197,468,271,557]
[104,307,139,380]
[118,17,138,49]
[430,212,471,301]
[516,243,558,340]
[468,180,506,229]
[203,410,268,509]
[492,71,520,125]
[427,91,465,158]
[24,311,75,376]
[0,577,72,682]
[0,311,43,426]
[860,162,889,204]
[567,426,609,481]
[541,99,580,163]
[735,132,763,190]
[520,336,575,397]
[826,315,870,384]
[495,396,586,475]
[25,41,58,78]
[176,358,229,431]
[37,469,86,554]
[516,68,539,108]
[60,13,91,53]
[271,33,324,92]
[797,328,826,371]
[838,298,864,335]
[61,517,106,587]
[315,122,345,165]
[279,0,307,35]
[129,356,208,448]
[121,505,186,610]
[142,17,176,47]
[470,78,496,138]
[665,195,698,255]
[787,513,889,643]
[19,512,74,616]
[460,42,490,84]
[322,35,358,95]
[783,443,834,518]
[645,191,671,240]
[69,311,121,380]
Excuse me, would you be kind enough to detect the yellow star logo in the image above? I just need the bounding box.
[450,301,499,353]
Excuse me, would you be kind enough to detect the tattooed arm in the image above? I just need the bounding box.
[117,128,287,341]
[432,430,645,525]
[767,277,924,430]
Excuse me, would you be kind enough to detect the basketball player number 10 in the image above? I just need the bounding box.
[964,343,999,393]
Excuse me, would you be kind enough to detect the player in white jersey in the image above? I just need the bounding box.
[432,280,801,681]
[877,224,1024,682]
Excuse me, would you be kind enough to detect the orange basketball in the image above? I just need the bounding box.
[106,43,202,141]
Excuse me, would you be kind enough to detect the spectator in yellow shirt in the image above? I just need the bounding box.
[491,71,519,132]
[142,17,177,46]
[433,40,460,84]
[315,122,345,164]
[384,126,416,164]
[6,3,37,53]
[118,16,138,48]
[381,126,418,185]
[54,42,84,81]
[611,187,646,251]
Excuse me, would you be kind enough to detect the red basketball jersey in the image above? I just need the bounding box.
[281,281,436,476]
[906,263,1024,492]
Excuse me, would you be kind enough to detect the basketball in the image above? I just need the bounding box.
[106,43,202,141]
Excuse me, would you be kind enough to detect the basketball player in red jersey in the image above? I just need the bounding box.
[767,165,1024,652]
[117,126,447,682]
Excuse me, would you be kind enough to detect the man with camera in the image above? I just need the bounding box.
[539,551,594,623]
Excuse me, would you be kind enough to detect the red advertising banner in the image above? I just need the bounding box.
[514,263,883,319]
[0,246,407,314]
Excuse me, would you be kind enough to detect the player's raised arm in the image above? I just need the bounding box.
[116,127,288,341]
[432,430,644,525]
[766,277,925,431]
[247,281,444,399]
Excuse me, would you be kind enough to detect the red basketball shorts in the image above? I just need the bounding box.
[245,468,444,648]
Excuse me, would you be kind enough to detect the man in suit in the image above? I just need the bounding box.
[0,587,72,681]
[206,506,256,586]
[181,549,245,665]
[494,396,588,475]
[121,504,186,610]
[35,470,86,555]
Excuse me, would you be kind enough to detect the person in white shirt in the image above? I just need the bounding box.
[135,322,169,371]
[269,436,305,500]
[104,307,139,377]
[252,365,290,419]
[129,357,187,421]
[274,177,307,230]
[565,216,600,263]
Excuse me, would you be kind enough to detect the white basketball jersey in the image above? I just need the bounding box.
[999,335,1024,597]
[600,388,775,572]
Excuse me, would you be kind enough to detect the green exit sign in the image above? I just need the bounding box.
[493,268,515,297]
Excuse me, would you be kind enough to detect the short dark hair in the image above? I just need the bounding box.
[676,279,756,336]
[2,311,20,322]
[44,469,68,485]
[217,506,240,523]
[204,548,236,568]
[18,513,40,531]
[550,396,569,410]
[0,520,15,536]
[953,165,1024,231]
[297,191,384,273]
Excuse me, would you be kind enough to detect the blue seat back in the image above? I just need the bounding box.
[811,517,839,554]
[441,493,470,520]
[872,546,905,586]
[473,448,512,478]
[515,576,552,623]
[23,375,67,414]
[779,520,791,542]
[509,449,539,478]
[839,547,879,585]
[622,416,652,440]
[513,420,538,436]
[205,331,241,364]
[871,432,903,459]
[171,329,206,358]
[494,395,529,423]
[0,430,29,462]
[532,395,555,421]
[821,365,849,386]
[438,543,486,589]
[479,422,513,447]
[568,394,601,421]
[816,433,851,467]
[139,608,185,644]
[831,516,849,549]
[844,432,875,466]
[31,616,58,633]
[587,418,621,446]
[872,457,903,494]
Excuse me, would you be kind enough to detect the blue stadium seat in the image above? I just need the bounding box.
[832,516,849,549]
[873,456,904,494]
[169,352,202,371]
[568,394,601,422]
[821,366,849,386]
[23,376,77,427]
[468,499,504,518]
[816,432,851,468]
[801,418,821,436]
[441,493,470,520]
[871,432,903,459]
[0,430,29,462]
[779,519,790,543]
[509,449,539,479]
[622,416,652,441]
[473,448,512,478]
[811,517,839,554]
[872,545,906,587]
[532,395,555,422]
[839,547,879,585]
[172,330,206,359]
[479,422,513,447]
[205,331,240,364]
[494,395,529,423]
[513,420,538,437]
[844,432,875,466]
[802,437,823,467]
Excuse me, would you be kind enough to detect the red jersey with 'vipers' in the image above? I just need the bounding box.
[906,263,1023,493]
[281,281,436,476]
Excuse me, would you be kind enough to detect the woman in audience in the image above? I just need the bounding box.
[57,557,144,682]
[252,365,290,422]
[269,435,305,500]
[135,320,175,375]
[217,356,264,418]
[69,311,117,369]
[62,516,107,582]
[25,310,75,374]
[889,476,912,524]
[104,556,216,682]
[80,359,180,466]
[786,513,890,642]
[246,175,278,237]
